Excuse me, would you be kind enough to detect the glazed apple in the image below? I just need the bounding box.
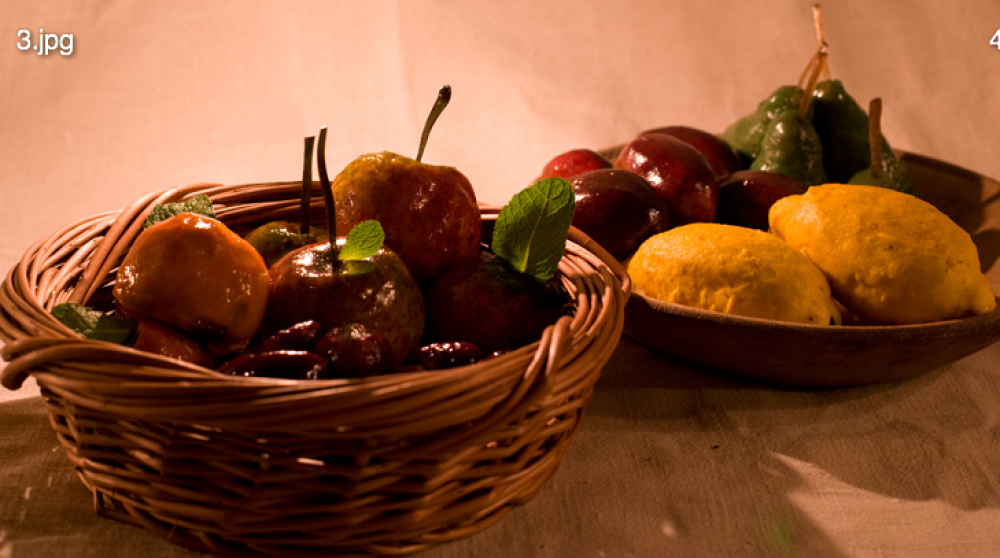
[424,251,569,353]
[331,87,481,284]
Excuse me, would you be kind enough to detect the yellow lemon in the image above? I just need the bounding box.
[628,223,841,325]
[769,184,996,324]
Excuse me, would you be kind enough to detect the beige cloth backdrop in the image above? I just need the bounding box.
[2,1,1000,557]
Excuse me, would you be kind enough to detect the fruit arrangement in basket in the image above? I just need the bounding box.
[50,87,579,376]
[537,10,996,327]
[0,85,628,557]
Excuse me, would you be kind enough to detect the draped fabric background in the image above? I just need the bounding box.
[2,1,1000,556]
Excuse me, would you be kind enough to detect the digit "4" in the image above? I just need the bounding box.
[992,30,1000,49]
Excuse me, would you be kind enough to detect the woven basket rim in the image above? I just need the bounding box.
[0,181,630,427]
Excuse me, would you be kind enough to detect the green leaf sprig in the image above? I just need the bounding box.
[339,220,385,261]
[143,194,216,229]
[51,302,136,344]
[491,177,576,282]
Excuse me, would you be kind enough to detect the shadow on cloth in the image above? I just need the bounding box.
[587,336,1000,551]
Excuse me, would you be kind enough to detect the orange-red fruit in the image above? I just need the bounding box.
[113,213,271,354]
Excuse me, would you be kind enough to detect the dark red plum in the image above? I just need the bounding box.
[715,170,808,230]
[614,133,719,225]
[641,125,743,179]
[540,149,612,180]
[570,169,670,261]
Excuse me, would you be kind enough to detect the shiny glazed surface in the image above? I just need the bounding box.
[265,242,425,367]
[113,213,271,354]
[332,152,482,284]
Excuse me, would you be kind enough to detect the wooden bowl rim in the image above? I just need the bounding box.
[629,291,1000,338]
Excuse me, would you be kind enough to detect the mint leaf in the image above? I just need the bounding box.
[338,220,384,261]
[51,303,136,345]
[492,177,576,281]
[143,194,216,229]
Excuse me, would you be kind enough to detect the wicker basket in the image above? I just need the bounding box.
[0,181,629,557]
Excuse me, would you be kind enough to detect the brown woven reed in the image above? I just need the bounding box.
[0,181,630,557]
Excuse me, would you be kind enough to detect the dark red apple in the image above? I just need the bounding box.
[424,251,570,353]
[614,133,719,225]
[641,125,743,179]
[715,170,808,230]
[570,169,670,261]
[540,148,612,180]
[265,243,424,370]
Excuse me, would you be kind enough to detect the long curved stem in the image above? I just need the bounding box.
[416,85,452,163]
[812,4,832,80]
[797,45,827,121]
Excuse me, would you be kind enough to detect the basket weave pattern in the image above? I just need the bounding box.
[0,182,628,557]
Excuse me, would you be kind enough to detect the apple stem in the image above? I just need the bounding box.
[797,44,827,121]
[812,4,832,80]
[301,135,315,236]
[868,97,884,180]
[416,85,452,163]
[316,126,339,266]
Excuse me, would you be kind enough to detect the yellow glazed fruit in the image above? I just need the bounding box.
[628,223,841,325]
[769,184,996,324]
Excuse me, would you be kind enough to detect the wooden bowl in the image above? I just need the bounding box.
[622,152,1000,386]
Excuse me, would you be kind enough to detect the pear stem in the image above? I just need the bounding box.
[812,4,832,80]
[797,44,827,122]
[416,85,452,163]
[301,135,315,236]
[316,126,339,266]
[868,97,884,180]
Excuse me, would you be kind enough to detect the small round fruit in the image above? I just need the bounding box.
[132,319,214,367]
[615,133,719,225]
[255,320,322,353]
[570,169,670,261]
[540,149,612,180]
[715,170,807,230]
[218,350,327,380]
[314,323,393,377]
[245,222,328,269]
[413,342,483,370]
[641,126,743,179]
[425,251,570,352]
